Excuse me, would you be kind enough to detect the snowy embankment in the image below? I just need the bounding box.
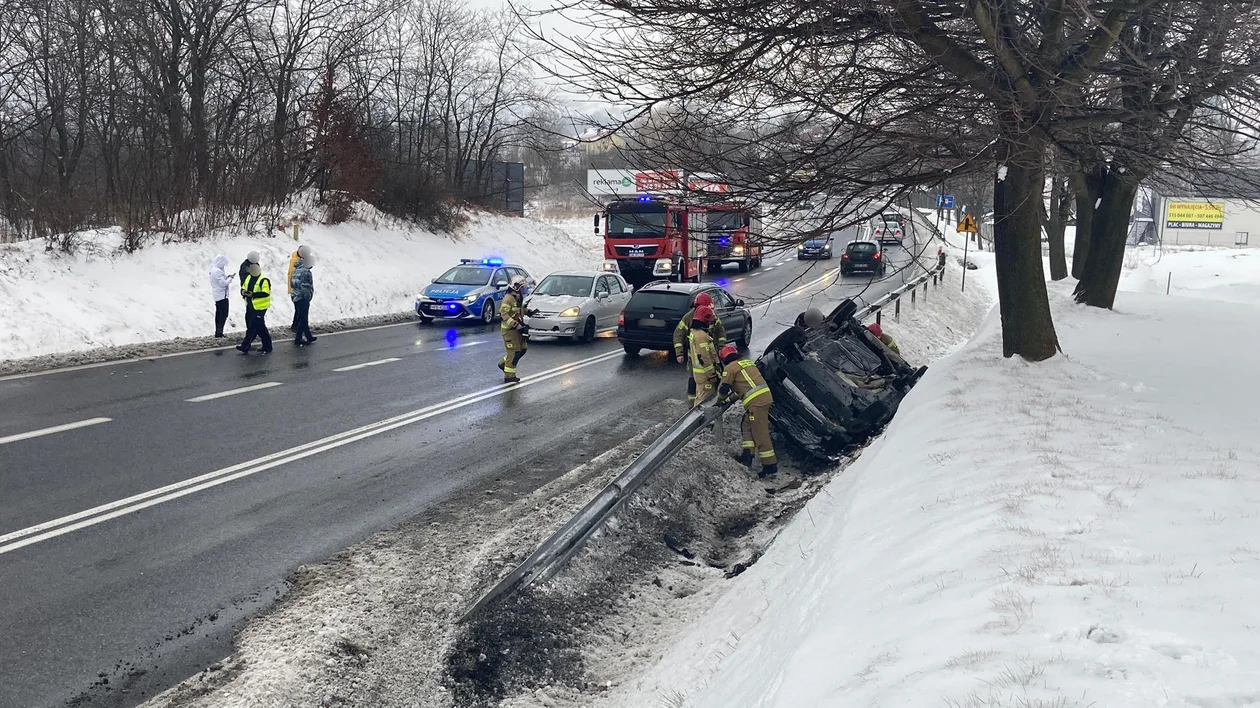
[0,206,601,364]
[614,268,1260,706]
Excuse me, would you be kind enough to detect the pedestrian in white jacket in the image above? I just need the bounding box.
[209,254,234,337]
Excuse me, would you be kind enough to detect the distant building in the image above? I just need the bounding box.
[1157,170,1260,248]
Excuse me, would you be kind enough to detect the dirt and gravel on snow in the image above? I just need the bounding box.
[141,396,854,708]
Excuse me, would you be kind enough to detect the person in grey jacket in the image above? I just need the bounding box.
[290,254,316,346]
[209,254,234,337]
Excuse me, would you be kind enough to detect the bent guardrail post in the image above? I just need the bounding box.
[458,262,946,623]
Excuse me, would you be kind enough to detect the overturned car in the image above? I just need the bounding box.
[757,300,926,460]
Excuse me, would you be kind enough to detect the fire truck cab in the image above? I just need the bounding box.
[704,202,763,273]
[597,196,708,288]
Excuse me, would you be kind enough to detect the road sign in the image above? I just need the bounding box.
[957,213,979,234]
[936,194,955,209]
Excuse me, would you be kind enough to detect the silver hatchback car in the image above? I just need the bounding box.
[526,271,632,342]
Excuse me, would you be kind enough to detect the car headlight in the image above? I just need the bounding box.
[463,293,480,303]
[559,307,581,318]
[824,243,832,250]
[732,245,745,255]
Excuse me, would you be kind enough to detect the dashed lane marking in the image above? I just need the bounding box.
[0,418,113,446]
[185,381,284,403]
[332,358,402,373]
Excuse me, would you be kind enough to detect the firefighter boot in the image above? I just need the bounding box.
[736,450,754,467]
[497,359,506,372]
[504,375,520,384]
[758,463,779,478]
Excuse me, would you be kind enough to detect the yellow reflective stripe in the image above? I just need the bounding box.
[743,385,770,405]
[758,450,777,458]
[741,441,756,449]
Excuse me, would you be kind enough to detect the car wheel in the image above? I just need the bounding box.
[738,318,752,350]
[622,343,640,357]
[580,316,596,343]
[418,314,433,325]
[737,260,748,273]
[482,300,496,325]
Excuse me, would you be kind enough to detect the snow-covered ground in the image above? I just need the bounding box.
[611,264,1260,706]
[0,204,601,362]
[1122,246,1260,305]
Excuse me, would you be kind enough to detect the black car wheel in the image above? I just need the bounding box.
[482,300,496,325]
[622,342,640,357]
[580,316,596,343]
[738,317,753,349]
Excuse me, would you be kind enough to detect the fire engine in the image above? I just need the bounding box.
[597,195,708,288]
[703,202,763,273]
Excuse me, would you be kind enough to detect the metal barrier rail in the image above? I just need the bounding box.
[459,260,947,623]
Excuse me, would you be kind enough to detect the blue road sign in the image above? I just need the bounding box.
[936,194,955,209]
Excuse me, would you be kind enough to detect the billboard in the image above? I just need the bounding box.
[587,169,728,197]
[1166,201,1224,230]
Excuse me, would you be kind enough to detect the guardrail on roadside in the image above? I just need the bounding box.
[459,260,948,622]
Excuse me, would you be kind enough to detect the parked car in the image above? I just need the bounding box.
[872,214,905,245]
[758,299,926,460]
[797,235,834,259]
[840,238,886,276]
[617,281,752,357]
[525,271,631,342]
[414,258,532,325]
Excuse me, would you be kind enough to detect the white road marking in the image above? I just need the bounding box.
[749,272,761,277]
[763,266,775,271]
[185,382,284,402]
[0,348,625,556]
[0,418,113,446]
[0,320,421,383]
[332,358,402,372]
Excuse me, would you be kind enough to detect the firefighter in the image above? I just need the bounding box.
[498,275,535,383]
[717,344,777,476]
[794,307,825,330]
[674,291,727,406]
[866,322,901,356]
[687,305,722,407]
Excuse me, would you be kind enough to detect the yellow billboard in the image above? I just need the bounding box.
[1166,201,1224,230]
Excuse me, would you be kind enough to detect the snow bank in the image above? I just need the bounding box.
[617,285,1260,707]
[0,207,601,361]
[1121,246,1260,305]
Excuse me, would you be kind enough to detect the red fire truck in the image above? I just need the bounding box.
[597,195,708,288]
[703,202,763,273]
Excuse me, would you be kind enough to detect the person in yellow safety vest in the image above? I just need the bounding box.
[287,244,311,331]
[687,305,722,407]
[866,322,902,357]
[236,263,273,354]
[497,275,536,383]
[674,291,727,406]
[717,344,778,477]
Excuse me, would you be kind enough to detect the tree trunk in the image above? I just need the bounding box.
[1074,169,1140,308]
[992,133,1060,360]
[1045,176,1069,280]
[1069,169,1100,279]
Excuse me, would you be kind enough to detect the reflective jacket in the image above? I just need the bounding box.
[719,359,773,407]
[879,333,900,355]
[242,274,272,312]
[688,329,720,381]
[673,309,727,355]
[501,290,525,331]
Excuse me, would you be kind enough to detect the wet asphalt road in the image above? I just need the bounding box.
[0,233,923,707]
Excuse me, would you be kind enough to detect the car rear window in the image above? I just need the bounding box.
[848,242,877,253]
[628,291,692,311]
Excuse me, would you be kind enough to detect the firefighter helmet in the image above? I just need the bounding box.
[509,274,528,291]
[719,344,739,363]
[693,291,713,308]
[867,322,883,338]
[694,305,717,325]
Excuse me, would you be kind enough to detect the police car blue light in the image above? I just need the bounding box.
[414,259,532,325]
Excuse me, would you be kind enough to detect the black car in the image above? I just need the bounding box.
[840,239,886,276]
[797,236,834,260]
[758,299,926,460]
[617,281,753,357]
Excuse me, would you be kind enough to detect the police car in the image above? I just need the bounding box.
[414,258,533,325]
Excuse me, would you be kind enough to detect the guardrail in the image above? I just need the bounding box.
[459,259,948,623]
